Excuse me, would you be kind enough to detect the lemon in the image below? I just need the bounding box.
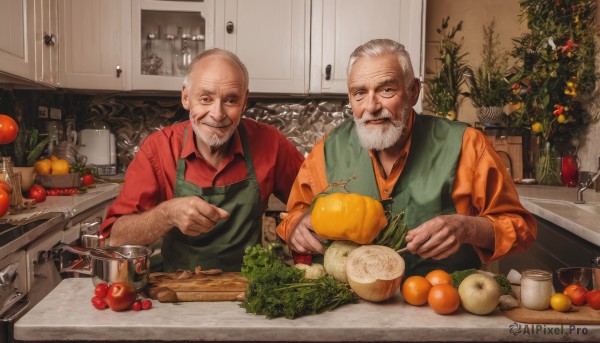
[550,293,572,312]
[51,159,70,175]
[531,122,542,133]
[34,159,52,175]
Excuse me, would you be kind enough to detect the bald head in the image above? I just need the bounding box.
[183,48,249,91]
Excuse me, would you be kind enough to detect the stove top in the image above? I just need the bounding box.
[0,213,65,261]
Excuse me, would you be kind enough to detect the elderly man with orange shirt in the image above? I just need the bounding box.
[276,39,536,277]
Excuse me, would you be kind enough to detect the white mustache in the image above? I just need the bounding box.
[201,117,233,128]
[356,109,393,124]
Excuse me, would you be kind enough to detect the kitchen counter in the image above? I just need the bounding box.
[0,183,121,260]
[14,278,600,342]
[515,185,600,247]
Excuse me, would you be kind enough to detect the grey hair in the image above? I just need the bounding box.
[182,48,249,90]
[347,39,415,89]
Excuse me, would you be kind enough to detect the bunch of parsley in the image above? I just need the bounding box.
[240,245,356,319]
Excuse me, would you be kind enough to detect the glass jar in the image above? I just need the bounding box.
[520,269,553,310]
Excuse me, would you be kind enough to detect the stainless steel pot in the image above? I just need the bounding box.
[59,245,153,291]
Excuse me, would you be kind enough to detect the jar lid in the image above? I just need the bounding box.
[521,269,552,281]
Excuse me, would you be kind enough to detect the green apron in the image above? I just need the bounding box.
[323,115,480,278]
[160,123,263,272]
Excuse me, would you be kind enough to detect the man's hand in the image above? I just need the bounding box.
[405,214,494,260]
[165,196,230,236]
[288,211,324,254]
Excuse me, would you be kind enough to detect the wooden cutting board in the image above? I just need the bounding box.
[144,272,248,303]
[502,305,600,325]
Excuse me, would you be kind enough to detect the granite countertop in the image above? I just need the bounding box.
[14,278,600,342]
[515,185,600,246]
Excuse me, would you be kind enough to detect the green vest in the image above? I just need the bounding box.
[160,123,263,272]
[323,115,480,277]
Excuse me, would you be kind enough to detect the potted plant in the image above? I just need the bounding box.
[13,129,49,191]
[466,20,511,126]
[511,0,598,185]
[424,17,470,121]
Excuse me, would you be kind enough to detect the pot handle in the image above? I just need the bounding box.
[56,244,93,275]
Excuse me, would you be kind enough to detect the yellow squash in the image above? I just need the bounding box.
[311,193,387,244]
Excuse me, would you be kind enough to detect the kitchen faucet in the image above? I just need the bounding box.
[575,167,600,204]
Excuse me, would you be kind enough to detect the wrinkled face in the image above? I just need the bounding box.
[347,53,418,151]
[181,55,248,149]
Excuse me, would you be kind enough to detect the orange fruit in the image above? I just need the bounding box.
[428,284,460,315]
[425,269,453,286]
[401,276,432,306]
[51,159,70,175]
[34,159,52,175]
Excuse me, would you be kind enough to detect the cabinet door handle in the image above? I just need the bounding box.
[226,21,234,34]
[116,65,122,78]
[43,33,56,46]
[325,64,332,80]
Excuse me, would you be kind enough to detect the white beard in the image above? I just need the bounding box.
[354,106,409,151]
[190,115,236,148]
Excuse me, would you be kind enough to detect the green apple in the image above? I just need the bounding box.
[458,273,500,315]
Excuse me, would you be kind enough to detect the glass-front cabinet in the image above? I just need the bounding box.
[132,0,214,91]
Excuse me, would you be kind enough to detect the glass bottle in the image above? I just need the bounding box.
[0,157,23,209]
[520,269,553,310]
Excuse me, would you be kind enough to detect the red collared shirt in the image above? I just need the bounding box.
[100,118,304,237]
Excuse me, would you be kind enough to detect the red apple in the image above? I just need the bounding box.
[586,290,600,310]
[28,184,47,203]
[105,282,136,311]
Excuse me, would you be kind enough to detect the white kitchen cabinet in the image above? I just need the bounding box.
[0,0,58,87]
[0,0,35,81]
[214,0,310,94]
[58,0,130,90]
[131,0,214,91]
[310,0,425,98]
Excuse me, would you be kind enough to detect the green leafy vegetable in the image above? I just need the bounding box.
[240,245,356,319]
[493,274,513,296]
[451,268,477,288]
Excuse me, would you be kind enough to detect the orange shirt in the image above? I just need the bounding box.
[276,113,537,264]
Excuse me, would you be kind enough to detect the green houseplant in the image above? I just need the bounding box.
[466,20,511,125]
[510,0,598,185]
[424,17,470,121]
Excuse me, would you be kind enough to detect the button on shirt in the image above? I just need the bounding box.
[101,118,304,237]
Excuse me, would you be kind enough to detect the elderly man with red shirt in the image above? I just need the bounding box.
[276,39,536,277]
[100,49,304,272]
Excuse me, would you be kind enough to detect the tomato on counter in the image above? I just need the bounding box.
[0,114,18,144]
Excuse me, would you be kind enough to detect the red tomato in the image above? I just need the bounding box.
[27,184,47,203]
[0,181,12,194]
[0,188,8,217]
[105,282,137,311]
[94,283,109,298]
[586,290,600,310]
[564,284,588,306]
[91,296,107,310]
[292,251,312,265]
[141,299,152,310]
[82,174,94,186]
[0,114,18,144]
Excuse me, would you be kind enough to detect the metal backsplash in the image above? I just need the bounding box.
[85,99,353,171]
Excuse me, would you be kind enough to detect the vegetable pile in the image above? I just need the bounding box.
[240,245,356,319]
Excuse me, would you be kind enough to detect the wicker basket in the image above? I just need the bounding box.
[34,173,82,189]
[476,106,504,125]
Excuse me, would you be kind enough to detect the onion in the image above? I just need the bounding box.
[345,245,405,302]
[323,240,360,283]
[294,263,326,279]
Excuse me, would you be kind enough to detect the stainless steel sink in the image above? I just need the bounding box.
[571,202,600,215]
[525,198,600,216]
